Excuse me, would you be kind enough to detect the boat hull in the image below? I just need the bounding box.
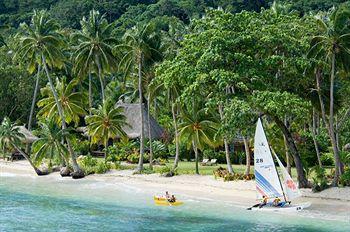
[153,196,183,206]
[251,202,311,212]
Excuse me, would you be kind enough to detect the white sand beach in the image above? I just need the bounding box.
[1,160,350,222]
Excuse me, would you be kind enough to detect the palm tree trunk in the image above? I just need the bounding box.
[271,114,310,188]
[218,104,233,174]
[12,144,47,176]
[88,71,92,115]
[96,59,105,103]
[104,139,108,162]
[26,65,41,154]
[329,53,342,186]
[42,55,84,178]
[147,93,153,169]
[137,53,144,172]
[192,141,199,175]
[243,136,251,176]
[172,102,180,170]
[311,108,322,168]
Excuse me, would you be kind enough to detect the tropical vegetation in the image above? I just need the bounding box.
[0,1,349,190]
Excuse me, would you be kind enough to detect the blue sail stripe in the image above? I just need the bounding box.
[256,177,275,196]
[255,170,282,197]
[255,172,280,196]
[255,171,275,194]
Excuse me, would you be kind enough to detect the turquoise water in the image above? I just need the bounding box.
[0,174,349,232]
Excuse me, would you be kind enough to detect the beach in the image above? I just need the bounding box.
[1,160,350,223]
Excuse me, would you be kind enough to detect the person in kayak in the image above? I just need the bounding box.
[165,191,171,200]
[168,195,176,203]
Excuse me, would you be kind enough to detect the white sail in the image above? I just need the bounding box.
[254,118,284,200]
[272,151,301,200]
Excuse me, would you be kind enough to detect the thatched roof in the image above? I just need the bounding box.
[118,103,164,139]
[15,126,38,143]
[77,103,164,140]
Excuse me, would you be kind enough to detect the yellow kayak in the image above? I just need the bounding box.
[154,196,184,206]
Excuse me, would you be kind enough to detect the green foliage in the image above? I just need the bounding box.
[148,140,168,159]
[70,137,90,156]
[78,155,110,175]
[320,152,335,166]
[340,168,350,186]
[311,166,328,192]
[31,119,69,166]
[37,78,88,126]
[0,117,24,153]
[85,103,126,148]
[127,151,149,164]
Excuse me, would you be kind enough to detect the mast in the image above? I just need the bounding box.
[270,147,287,202]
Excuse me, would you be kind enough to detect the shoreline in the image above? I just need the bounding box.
[1,160,350,222]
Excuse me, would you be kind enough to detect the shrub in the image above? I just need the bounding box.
[127,152,149,164]
[78,155,110,175]
[339,168,350,186]
[149,140,168,159]
[168,143,189,160]
[311,166,328,192]
[71,137,90,155]
[95,161,110,174]
[320,153,334,166]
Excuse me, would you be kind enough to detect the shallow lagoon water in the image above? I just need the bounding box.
[0,174,349,232]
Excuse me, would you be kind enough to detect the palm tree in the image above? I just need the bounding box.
[0,117,47,175]
[14,23,43,154]
[178,107,221,174]
[151,77,181,172]
[16,10,84,178]
[115,22,162,172]
[37,77,87,126]
[85,102,126,161]
[32,120,70,170]
[72,10,118,105]
[308,6,350,185]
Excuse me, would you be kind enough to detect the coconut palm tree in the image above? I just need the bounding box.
[16,10,84,178]
[308,6,350,185]
[37,77,87,126]
[151,77,181,172]
[32,119,70,169]
[178,106,221,174]
[85,102,127,161]
[72,10,118,105]
[0,117,47,175]
[115,22,162,172]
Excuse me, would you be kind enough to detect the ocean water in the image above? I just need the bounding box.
[0,173,349,232]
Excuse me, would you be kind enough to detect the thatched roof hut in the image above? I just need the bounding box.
[15,126,38,143]
[77,103,164,140]
[118,103,164,139]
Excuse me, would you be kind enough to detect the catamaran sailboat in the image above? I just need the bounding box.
[249,118,311,212]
